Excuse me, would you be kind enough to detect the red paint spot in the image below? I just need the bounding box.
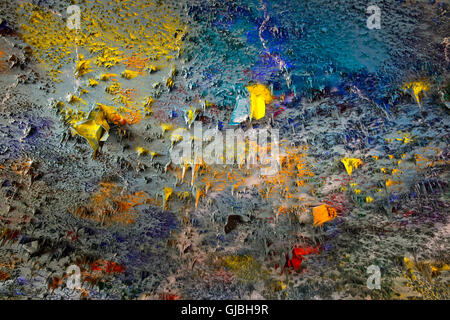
[324,193,346,213]
[48,277,63,293]
[1,229,19,242]
[67,231,79,241]
[91,260,125,273]
[273,107,285,118]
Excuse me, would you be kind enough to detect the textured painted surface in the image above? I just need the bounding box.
[0,0,448,300]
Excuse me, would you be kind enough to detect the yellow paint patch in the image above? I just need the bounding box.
[19,1,185,80]
[160,123,173,135]
[136,147,148,157]
[88,78,99,87]
[72,108,110,156]
[98,73,118,81]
